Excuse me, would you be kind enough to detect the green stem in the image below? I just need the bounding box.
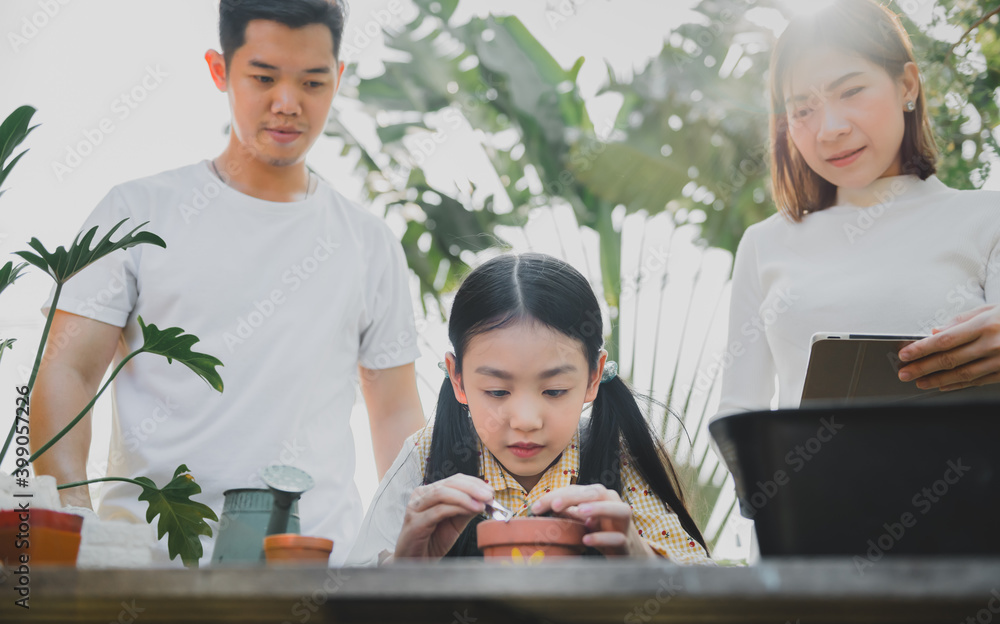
[29,349,142,462]
[647,226,679,419]
[58,476,148,490]
[28,281,62,393]
[689,374,719,460]
[628,221,648,381]
[664,260,702,448]
[679,282,725,428]
[0,282,62,466]
[594,198,621,363]
[709,496,738,549]
[646,274,668,418]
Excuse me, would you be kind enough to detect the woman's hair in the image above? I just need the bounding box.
[425,253,708,556]
[769,0,938,220]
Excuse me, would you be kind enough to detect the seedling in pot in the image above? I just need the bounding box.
[0,105,225,567]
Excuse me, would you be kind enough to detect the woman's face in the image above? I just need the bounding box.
[446,321,604,493]
[784,47,920,189]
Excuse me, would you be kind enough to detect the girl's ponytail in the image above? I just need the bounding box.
[426,376,485,557]
[580,375,709,552]
[426,378,480,484]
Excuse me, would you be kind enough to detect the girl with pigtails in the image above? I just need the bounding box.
[346,253,712,565]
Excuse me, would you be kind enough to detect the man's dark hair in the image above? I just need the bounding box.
[219,0,347,67]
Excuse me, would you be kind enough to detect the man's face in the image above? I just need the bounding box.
[223,20,343,167]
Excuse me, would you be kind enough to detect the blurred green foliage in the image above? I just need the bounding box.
[331,0,998,345]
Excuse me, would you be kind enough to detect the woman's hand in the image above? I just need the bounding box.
[393,474,494,560]
[898,305,1000,391]
[530,484,655,558]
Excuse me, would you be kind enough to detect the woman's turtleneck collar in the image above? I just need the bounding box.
[835,174,946,209]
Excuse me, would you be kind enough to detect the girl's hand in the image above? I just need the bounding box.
[393,474,494,560]
[531,484,655,558]
[898,305,1000,391]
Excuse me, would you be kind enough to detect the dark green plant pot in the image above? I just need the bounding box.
[211,488,300,565]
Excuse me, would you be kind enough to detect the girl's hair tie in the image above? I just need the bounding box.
[601,361,618,384]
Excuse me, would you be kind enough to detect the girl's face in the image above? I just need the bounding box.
[447,321,605,493]
[784,47,920,189]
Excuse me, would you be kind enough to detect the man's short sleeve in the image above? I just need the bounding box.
[357,222,421,370]
[42,186,139,328]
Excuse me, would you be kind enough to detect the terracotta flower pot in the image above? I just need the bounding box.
[477,517,586,562]
[263,534,332,565]
[0,508,84,567]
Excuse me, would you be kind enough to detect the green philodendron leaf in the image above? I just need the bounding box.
[14,218,166,284]
[0,261,28,298]
[133,464,219,568]
[0,105,39,198]
[137,316,224,392]
[569,140,692,221]
[0,338,14,367]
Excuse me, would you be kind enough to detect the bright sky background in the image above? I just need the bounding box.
[0,0,992,562]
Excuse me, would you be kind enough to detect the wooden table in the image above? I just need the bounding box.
[3,558,999,623]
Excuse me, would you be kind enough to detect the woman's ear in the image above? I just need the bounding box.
[900,61,921,109]
[205,50,228,92]
[584,350,608,403]
[444,352,469,404]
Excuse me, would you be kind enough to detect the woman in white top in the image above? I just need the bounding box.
[718,0,1000,413]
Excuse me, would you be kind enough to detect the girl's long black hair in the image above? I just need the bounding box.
[425,253,708,556]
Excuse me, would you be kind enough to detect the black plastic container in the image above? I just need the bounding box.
[709,401,1000,557]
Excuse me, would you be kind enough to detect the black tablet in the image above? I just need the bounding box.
[800,332,1000,405]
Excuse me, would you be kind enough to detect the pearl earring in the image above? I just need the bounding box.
[905,100,915,112]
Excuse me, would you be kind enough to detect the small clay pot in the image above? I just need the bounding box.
[477,517,586,561]
[263,534,333,565]
[0,508,84,567]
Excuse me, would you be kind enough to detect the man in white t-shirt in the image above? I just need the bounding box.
[31,0,425,565]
